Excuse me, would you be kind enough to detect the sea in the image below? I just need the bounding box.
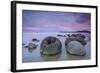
[22,32,91,63]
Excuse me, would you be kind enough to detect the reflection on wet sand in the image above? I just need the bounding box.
[41,53,61,61]
[66,53,87,60]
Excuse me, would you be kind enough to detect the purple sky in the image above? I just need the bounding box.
[22,10,91,32]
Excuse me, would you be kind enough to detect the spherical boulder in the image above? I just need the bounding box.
[40,36,62,55]
[66,41,86,56]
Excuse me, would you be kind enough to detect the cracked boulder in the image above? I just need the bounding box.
[66,41,86,56]
[40,36,62,55]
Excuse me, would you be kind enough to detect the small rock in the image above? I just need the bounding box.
[28,43,38,49]
[57,34,63,37]
[27,43,38,53]
[22,43,25,46]
[24,46,28,48]
[57,34,66,37]
[67,34,71,37]
[65,34,86,45]
[63,35,66,37]
[32,38,39,42]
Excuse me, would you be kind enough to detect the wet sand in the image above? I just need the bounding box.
[22,32,91,63]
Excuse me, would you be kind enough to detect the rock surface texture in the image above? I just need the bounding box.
[40,36,62,55]
[66,41,86,56]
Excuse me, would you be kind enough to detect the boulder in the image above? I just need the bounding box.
[40,36,62,55]
[66,41,86,56]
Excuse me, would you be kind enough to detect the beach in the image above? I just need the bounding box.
[22,32,91,63]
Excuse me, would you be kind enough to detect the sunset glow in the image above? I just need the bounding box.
[23,10,91,32]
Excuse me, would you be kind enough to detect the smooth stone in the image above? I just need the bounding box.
[57,34,66,37]
[28,43,38,49]
[27,43,38,53]
[22,43,25,46]
[32,38,40,42]
[66,41,86,56]
[24,46,28,48]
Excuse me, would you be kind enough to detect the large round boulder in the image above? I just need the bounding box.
[66,41,86,56]
[40,36,62,55]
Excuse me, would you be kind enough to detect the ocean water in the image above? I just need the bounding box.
[22,32,91,63]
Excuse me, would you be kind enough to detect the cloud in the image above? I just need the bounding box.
[23,10,91,32]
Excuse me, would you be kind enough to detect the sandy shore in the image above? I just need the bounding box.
[22,32,91,63]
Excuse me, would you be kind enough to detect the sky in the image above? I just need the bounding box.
[22,10,91,32]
